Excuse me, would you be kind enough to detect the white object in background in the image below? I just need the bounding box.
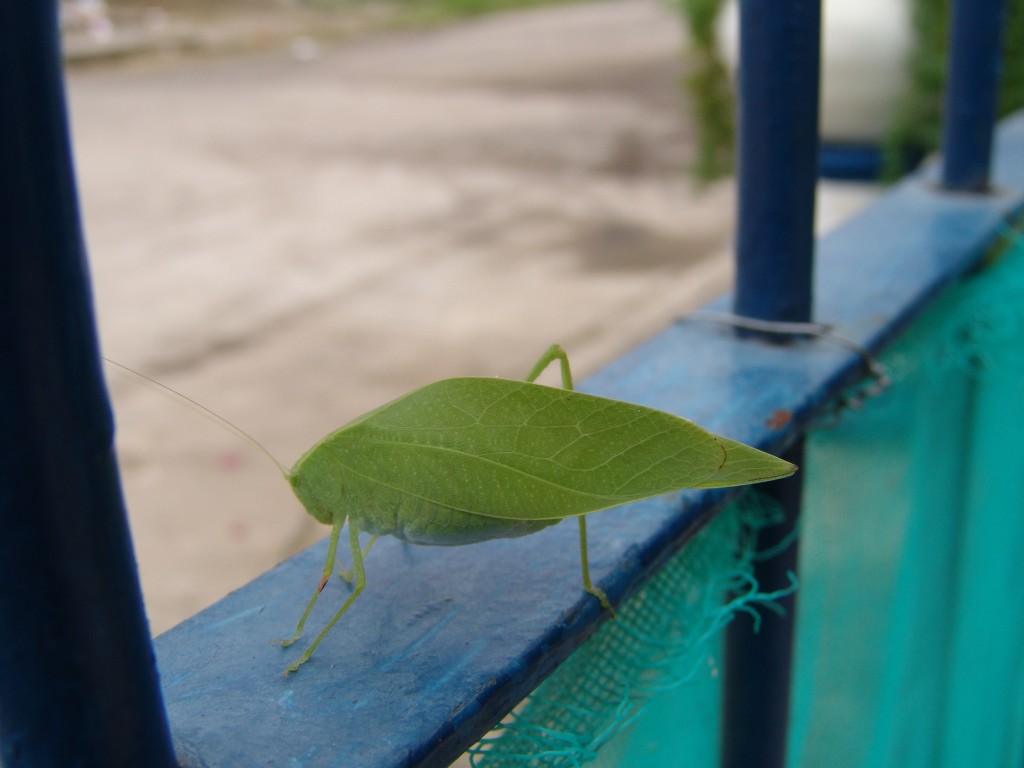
[717,0,913,143]
[60,0,114,42]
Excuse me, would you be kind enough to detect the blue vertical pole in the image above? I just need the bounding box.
[941,0,1008,192]
[722,2,820,767]
[0,4,177,768]
[733,0,820,323]
[720,446,804,768]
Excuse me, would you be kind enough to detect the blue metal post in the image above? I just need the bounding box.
[0,4,177,768]
[723,2,820,767]
[721,446,803,768]
[941,0,1008,192]
[733,0,820,323]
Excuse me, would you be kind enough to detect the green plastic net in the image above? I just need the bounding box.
[467,495,791,768]
[789,236,1024,768]
[469,236,1024,767]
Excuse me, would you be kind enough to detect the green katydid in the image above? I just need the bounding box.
[109,344,796,675]
[272,344,795,674]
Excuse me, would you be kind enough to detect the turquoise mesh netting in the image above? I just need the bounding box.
[469,237,1024,767]
[468,496,790,768]
[788,236,1024,768]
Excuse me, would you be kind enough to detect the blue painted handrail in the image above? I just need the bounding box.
[0,4,176,768]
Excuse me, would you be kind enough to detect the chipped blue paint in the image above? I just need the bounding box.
[377,607,461,672]
[206,604,266,631]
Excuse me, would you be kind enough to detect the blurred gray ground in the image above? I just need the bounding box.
[65,0,879,634]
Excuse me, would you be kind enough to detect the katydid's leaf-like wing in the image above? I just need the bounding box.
[312,378,732,521]
[692,436,796,488]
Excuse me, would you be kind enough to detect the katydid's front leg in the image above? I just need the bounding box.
[525,344,614,616]
[273,513,345,649]
[278,515,366,675]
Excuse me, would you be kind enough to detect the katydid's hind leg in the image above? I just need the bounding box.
[578,516,614,617]
[528,351,613,614]
[338,535,377,584]
[524,344,574,390]
[285,521,367,675]
[273,514,344,648]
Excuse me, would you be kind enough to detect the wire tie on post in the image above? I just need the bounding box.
[680,310,892,416]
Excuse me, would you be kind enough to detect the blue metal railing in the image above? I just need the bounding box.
[0,4,176,767]
[0,1,1016,766]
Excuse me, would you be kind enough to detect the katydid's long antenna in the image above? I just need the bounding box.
[103,358,289,476]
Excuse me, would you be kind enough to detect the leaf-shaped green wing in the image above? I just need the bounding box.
[305,378,729,521]
[692,436,797,488]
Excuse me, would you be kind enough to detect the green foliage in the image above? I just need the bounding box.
[881,0,950,177]
[679,0,733,181]
[679,0,1024,182]
[884,0,1024,178]
[1001,0,1024,116]
[374,0,586,26]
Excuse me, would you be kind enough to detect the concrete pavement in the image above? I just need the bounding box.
[65,0,879,634]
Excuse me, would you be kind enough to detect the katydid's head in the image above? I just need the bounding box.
[286,450,340,526]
